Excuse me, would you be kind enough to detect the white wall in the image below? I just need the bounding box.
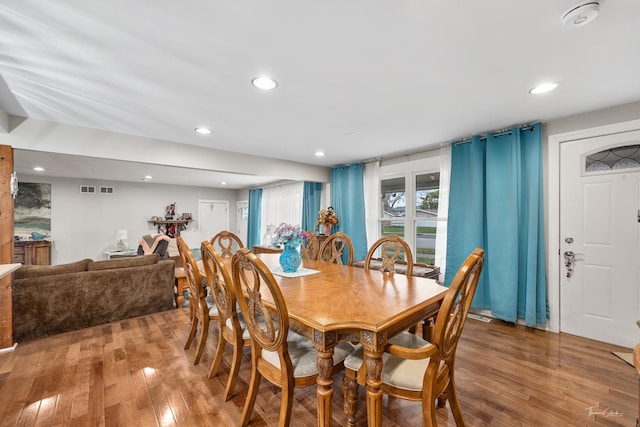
[18,174,238,264]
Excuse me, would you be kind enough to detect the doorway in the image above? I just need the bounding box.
[236,200,248,246]
[197,200,228,240]
[549,119,640,348]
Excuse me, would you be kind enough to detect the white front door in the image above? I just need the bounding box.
[560,130,640,348]
[197,200,228,240]
[236,200,248,246]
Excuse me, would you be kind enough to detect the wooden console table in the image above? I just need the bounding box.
[13,240,51,265]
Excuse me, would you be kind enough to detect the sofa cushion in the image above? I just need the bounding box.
[14,258,92,279]
[87,254,159,271]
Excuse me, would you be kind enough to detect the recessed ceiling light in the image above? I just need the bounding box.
[143,175,152,181]
[251,76,277,90]
[529,82,558,95]
[33,166,45,172]
[221,181,227,185]
[194,127,213,134]
[315,151,326,157]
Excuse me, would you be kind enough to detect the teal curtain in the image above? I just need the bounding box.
[247,189,262,249]
[302,182,322,233]
[331,164,367,262]
[445,122,547,326]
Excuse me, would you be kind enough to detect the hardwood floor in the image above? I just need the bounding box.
[0,307,636,426]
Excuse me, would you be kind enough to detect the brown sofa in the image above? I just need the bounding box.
[12,254,175,342]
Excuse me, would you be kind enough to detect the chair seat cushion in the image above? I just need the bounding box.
[263,336,354,378]
[204,296,219,316]
[344,332,434,392]
[225,315,251,340]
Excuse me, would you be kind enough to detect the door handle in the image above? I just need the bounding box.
[563,251,583,278]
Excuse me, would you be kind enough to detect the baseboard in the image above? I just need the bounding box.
[0,343,17,354]
[468,313,492,322]
[469,309,550,331]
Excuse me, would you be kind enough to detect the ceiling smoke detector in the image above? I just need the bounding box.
[562,1,599,29]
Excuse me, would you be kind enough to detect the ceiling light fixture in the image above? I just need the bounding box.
[562,1,599,29]
[33,166,45,172]
[194,127,212,135]
[529,82,558,95]
[221,181,227,185]
[315,151,326,157]
[143,175,152,181]
[251,76,277,90]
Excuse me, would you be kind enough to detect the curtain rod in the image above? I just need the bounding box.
[452,123,537,146]
[248,179,298,191]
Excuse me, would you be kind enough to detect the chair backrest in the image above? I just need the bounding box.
[364,235,414,275]
[318,232,354,266]
[300,231,319,260]
[210,231,244,258]
[201,240,237,327]
[176,236,206,303]
[232,248,290,355]
[432,248,484,363]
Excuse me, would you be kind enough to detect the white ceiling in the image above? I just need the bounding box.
[1,0,640,187]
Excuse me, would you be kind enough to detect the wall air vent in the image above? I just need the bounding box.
[80,185,96,194]
[99,186,115,195]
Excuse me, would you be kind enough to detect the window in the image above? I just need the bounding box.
[379,171,441,265]
[585,144,640,172]
[260,182,304,245]
[414,173,440,265]
[380,176,406,239]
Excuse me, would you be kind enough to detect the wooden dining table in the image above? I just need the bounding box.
[251,253,449,427]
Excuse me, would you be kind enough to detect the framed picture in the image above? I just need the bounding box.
[14,182,52,240]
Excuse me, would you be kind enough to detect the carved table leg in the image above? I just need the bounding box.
[175,275,187,308]
[314,332,336,427]
[343,368,359,427]
[364,349,384,427]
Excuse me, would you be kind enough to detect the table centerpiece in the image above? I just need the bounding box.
[274,223,308,272]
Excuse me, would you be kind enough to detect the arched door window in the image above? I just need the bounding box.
[585,144,640,173]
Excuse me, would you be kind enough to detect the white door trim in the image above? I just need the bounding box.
[547,118,640,333]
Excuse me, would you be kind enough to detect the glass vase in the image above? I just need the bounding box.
[279,243,301,273]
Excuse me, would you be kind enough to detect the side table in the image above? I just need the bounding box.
[104,250,138,260]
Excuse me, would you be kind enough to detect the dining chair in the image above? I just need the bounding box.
[210,230,244,258]
[364,234,414,275]
[300,230,319,260]
[342,247,485,427]
[200,240,250,401]
[364,234,432,338]
[231,248,354,426]
[177,236,219,365]
[318,231,354,266]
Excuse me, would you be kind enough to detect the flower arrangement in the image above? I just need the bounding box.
[274,223,308,247]
[317,206,339,226]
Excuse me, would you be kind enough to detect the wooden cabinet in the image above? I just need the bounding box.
[14,240,52,265]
